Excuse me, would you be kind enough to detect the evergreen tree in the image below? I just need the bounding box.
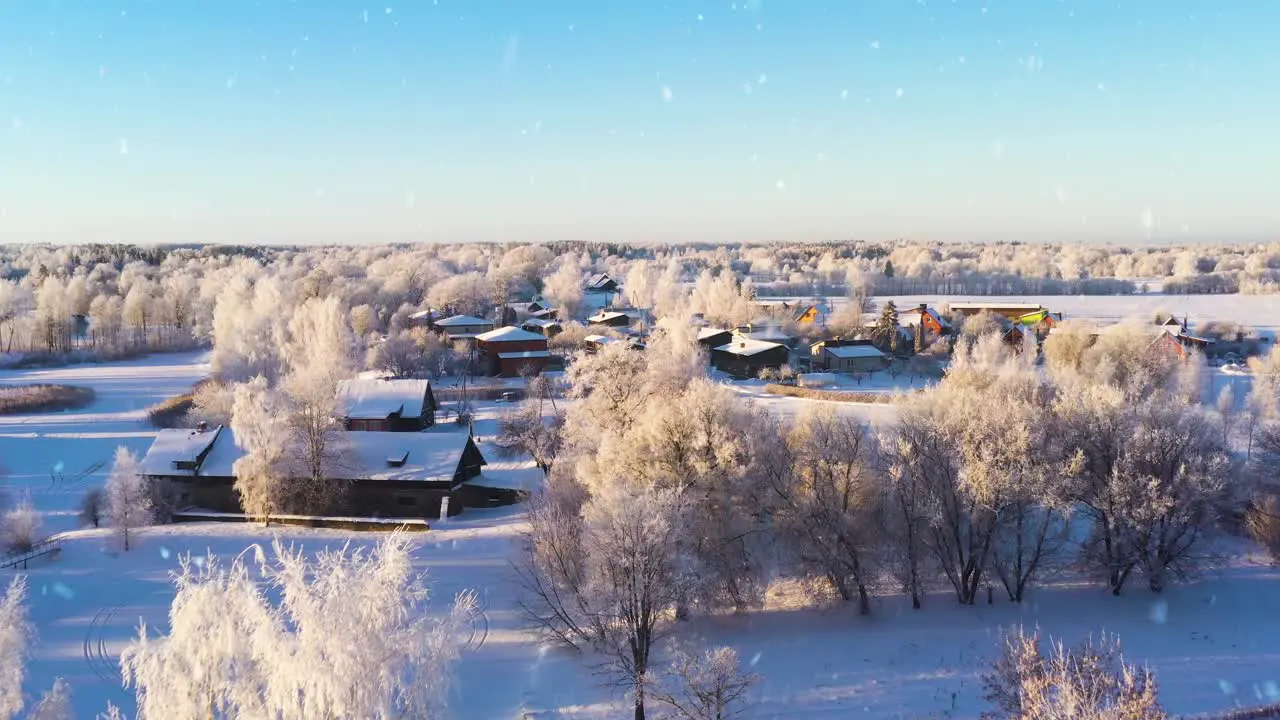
[884,259,895,278]
[876,301,900,352]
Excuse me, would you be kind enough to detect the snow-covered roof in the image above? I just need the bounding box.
[409,309,440,320]
[587,310,631,323]
[531,307,558,318]
[584,334,614,344]
[697,327,731,341]
[138,426,223,475]
[144,426,483,484]
[498,350,551,359]
[825,345,886,359]
[714,338,787,357]
[337,378,432,420]
[900,307,951,328]
[522,318,560,329]
[435,314,493,328]
[475,326,546,343]
[586,273,617,291]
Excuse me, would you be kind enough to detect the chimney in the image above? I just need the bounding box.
[195,421,208,434]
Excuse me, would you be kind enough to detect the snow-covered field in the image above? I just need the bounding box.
[4,350,1280,718]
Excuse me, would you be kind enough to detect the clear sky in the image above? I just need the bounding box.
[1,1,1277,245]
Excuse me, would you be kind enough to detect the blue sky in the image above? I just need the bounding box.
[1,0,1277,245]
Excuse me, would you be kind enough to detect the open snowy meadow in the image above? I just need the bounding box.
[1,329,1279,718]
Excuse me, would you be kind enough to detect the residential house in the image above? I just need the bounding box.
[587,310,633,329]
[900,304,951,335]
[1150,327,1214,360]
[810,338,888,373]
[475,326,551,376]
[585,273,621,294]
[696,327,733,352]
[583,334,615,354]
[793,303,827,325]
[498,300,547,326]
[337,378,437,432]
[521,318,563,338]
[138,425,488,519]
[711,338,790,378]
[432,314,495,344]
[530,307,559,321]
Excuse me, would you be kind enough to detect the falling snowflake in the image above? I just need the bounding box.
[775,179,786,191]
[895,87,904,98]
[661,85,673,102]
[1097,82,1106,91]
[1054,185,1068,203]
[406,191,417,207]
[118,138,129,155]
[697,13,704,21]
[384,7,392,14]
[10,117,20,131]
[1141,208,1156,230]
[990,139,1004,158]
[362,9,369,22]
[757,73,768,85]
[226,75,237,89]
[840,88,849,100]
[869,40,880,50]
[742,82,754,95]
[1148,599,1168,624]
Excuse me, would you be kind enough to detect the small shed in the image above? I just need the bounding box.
[587,310,633,328]
[821,344,888,373]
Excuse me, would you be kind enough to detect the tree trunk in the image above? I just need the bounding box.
[857,582,870,616]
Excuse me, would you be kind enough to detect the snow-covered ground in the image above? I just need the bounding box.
[5,351,1280,718]
[0,350,211,535]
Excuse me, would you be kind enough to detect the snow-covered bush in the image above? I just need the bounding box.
[121,532,475,720]
[981,627,1164,719]
[651,643,759,720]
[1,498,42,554]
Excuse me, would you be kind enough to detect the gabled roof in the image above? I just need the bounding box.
[138,426,223,475]
[735,325,792,343]
[825,345,886,359]
[697,327,731,341]
[586,273,617,290]
[588,310,631,324]
[522,318,560,329]
[714,338,787,357]
[337,378,432,420]
[584,334,614,345]
[476,326,546,343]
[141,426,484,483]
[435,314,493,328]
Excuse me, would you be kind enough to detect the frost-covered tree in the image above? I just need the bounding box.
[520,485,690,720]
[651,643,759,720]
[982,627,1164,720]
[24,679,71,720]
[121,533,476,720]
[230,376,292,523]
[777,407,882,613]
[542,260,584,319]
[496,402,564,476]
[281,367,351,515]
[104,446,153,551]
[0,578,31,720]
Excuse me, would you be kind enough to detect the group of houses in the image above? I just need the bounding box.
[139,378,525,524]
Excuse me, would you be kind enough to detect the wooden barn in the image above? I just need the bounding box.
[337,378,437,432]
[138,425,489,520]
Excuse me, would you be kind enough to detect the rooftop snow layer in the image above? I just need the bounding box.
[497,350,551,359]
[825,345,886,359]
[337,378,431,419]
[714,338,787,357]
[587,310,630,323]
[697,327,730,340]
[147,426,481,483]
[435,314,493,328]
[138,426,223,476]
[476,326,546,343]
